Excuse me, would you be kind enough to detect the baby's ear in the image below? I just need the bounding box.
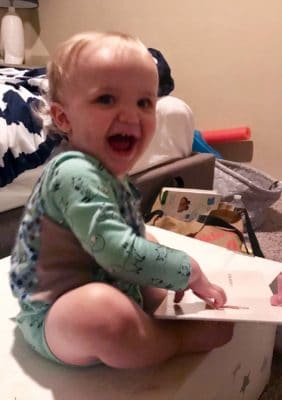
[50,102,72,134]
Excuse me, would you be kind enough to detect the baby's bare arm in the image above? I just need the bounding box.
[145,231,158,243]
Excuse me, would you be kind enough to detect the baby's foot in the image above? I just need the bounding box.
[271,273,282,306]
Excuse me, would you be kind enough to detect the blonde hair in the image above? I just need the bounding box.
[48,31,149,103]
[40,31,151,137]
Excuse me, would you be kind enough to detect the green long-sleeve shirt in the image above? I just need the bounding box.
[10,151,191,307]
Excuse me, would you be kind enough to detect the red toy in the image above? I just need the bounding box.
[201,127,251,144]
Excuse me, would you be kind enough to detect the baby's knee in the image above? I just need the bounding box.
[207,322,234,349]
[141,287,167,313]
[82,284,142,341]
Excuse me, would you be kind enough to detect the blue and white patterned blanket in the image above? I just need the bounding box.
[0,67,59,187]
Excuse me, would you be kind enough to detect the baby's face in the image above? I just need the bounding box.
[56,40,158,178]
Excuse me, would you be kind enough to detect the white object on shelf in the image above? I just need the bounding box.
[232,194,245,210]
[0,6,24,64]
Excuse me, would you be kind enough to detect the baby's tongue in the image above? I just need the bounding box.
[108,134,134,151]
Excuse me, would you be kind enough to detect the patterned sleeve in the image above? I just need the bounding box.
[42,153,191,291]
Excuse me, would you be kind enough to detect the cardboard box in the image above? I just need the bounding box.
[2,223,282,400]
[159,187,221,221]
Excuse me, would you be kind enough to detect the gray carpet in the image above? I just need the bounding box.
[255,197,282,399]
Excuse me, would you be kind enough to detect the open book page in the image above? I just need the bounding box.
[147,225,282,324]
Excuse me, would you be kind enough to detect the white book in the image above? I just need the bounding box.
[159,187,221,221]
[147,225,282,324]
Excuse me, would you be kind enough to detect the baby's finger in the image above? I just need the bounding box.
[211,286,227,308]
[174,290,185,303]
[192,291,217,308]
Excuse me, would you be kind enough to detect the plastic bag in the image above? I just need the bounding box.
[214,159,282,229]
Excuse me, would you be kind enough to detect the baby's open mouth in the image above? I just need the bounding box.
[108,134,137,153]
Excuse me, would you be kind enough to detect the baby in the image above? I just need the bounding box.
[10,31,233,368]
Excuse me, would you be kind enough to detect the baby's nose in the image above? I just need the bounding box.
[118,106,139,124]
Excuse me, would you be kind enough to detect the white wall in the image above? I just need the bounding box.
[6,0,282,178]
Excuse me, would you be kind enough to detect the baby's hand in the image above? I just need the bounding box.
[145,231,159,244]
[174,257,227,308]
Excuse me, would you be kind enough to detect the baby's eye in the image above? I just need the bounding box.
[95,94,115,105]
[137,98,154,110]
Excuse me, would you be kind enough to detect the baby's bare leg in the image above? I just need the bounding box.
[45,283,233,368]
[140,286,168,313]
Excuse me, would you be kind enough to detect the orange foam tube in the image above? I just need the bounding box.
[201,127,251,143]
